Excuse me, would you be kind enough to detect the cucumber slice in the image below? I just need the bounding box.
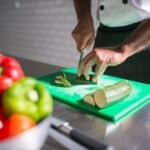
[84,95,96,106]
[84,80,132,108]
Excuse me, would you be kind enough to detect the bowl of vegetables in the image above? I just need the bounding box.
[0,77,53,150]
[0,55,53,150]
[0,114,51,150]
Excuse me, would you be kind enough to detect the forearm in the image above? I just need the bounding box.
[122,18,150,58]
[73,0,92,21]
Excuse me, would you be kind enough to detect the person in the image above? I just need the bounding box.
[72,0,150,83]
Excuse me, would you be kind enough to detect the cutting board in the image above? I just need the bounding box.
[38,67,150,123]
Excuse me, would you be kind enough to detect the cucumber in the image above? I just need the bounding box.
[83,95,95,106]
[76,64,107,84]
[84,80,132,108]
[55,73,72,87]
[76,75,98,84]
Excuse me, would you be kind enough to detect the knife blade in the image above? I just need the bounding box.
[50,117,114,150]
[78,51,83,67]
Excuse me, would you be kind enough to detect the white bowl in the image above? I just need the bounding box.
[0,116,51,150]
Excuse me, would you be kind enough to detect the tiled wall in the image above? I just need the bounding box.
[0,0,97,67]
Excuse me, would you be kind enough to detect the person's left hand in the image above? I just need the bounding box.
[78,47,127,81]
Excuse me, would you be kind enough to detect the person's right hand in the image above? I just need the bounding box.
[72,17,95,52]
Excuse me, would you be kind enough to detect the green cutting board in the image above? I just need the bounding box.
[38,67,150,123]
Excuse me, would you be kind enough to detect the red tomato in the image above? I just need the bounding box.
[1,114,36,139]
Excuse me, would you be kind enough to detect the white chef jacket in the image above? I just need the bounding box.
[97,0,150,27]
[131,0,150,13]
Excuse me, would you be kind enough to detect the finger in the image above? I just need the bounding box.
[78,34,94,51]
[77,51,94,77]
[96,63,107,76]
[92,63,108,82]
[84,36,95,51]
[77,40,87,51]
[84,50,95,65]
[83,55,97,80]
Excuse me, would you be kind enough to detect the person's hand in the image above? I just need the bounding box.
[78,47,127,81]
[93,47,127,65]
[72,17,95,52]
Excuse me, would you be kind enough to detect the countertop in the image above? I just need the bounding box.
[17,56,150,150]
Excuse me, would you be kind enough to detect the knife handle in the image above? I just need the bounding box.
[78,52,83,67]
[70,128,114,150]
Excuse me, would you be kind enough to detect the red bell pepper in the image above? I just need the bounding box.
[0,55,24,94]
[0,107,5,139]
[0,108,4,123]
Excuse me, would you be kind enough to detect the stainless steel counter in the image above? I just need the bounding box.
[17,56,150,150]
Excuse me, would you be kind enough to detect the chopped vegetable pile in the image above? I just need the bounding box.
[55,73,72,87]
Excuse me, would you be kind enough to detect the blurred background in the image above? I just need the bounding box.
[0,0,97,67]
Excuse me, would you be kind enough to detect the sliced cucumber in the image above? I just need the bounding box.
[84,95,95,106]
[84,80,132,108]
[76,75,98,84]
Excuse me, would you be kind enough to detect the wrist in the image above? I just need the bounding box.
[74,0,92,23]
[78,14,93,23]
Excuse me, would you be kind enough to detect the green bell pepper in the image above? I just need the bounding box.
[2,77,53,122]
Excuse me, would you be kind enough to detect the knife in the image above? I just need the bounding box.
[78,51,83,67]
[48,122,87,150]
[50,117,114,150]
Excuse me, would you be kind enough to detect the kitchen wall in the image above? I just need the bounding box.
[0,0,98,67]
